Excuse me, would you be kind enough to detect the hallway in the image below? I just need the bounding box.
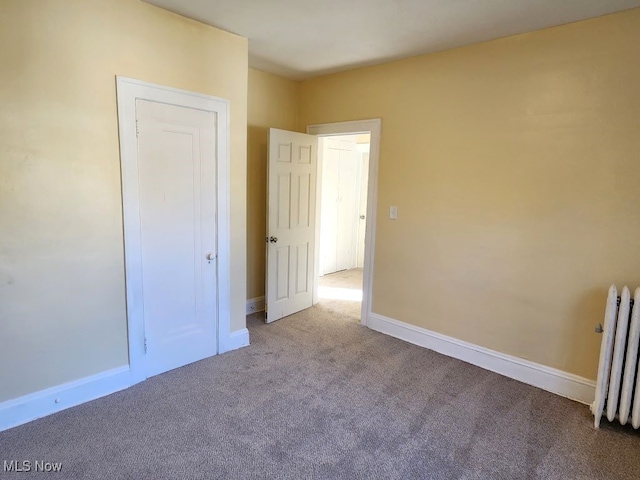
[318,268,363,321]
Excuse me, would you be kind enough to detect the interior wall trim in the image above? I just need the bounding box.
[368,312,596,405]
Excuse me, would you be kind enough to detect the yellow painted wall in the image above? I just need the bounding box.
[247,68,299,300]
[0,0,248,402]
[299,9,640,379]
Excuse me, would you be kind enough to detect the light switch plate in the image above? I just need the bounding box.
[389,206,398,220]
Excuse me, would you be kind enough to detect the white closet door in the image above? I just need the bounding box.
[136,99,218,378]
[320,138,360,275]
[336,149,359,271]
[320,146,340,275]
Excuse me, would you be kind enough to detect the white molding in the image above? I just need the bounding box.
[368,313,596,404]
[307,119,381,328]
[220,328,250,353]
[116,76,232,382]
[0,366,130,432]
[246,296,265,315]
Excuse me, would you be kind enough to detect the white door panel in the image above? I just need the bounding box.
[266,128,318,322]
[320,147,339,275]
[136,99,217,377]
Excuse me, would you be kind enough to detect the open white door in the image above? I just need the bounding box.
[266,128,318,323]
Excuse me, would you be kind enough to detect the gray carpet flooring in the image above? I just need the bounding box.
[1,269,640,479]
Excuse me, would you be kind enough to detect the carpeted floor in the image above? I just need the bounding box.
[1,270,640,479]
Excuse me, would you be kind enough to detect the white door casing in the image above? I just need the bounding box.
[116,77,233,385]
[135,99,217,378]
[266,128,318,323]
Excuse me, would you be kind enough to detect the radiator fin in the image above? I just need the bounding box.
[619,287,640,425]
[592,285,618,429]
[592,284,640,430]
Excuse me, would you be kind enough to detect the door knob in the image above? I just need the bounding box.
[205,252,215,261]
[360,215,365,220]
[269,236,278,243]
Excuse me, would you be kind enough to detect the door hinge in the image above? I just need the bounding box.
[136,120,139,138]
[144,337,147,353]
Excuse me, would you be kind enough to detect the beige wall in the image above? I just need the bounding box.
[247,68,299,300]
[0,0,248,402]
[299,9,640,379]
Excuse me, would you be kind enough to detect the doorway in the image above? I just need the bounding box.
[264,120,380,326]
[318,134,369,276]
[308,119,381,327]
[317,134,370,319]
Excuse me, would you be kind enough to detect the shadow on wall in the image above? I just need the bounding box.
[568,288,608,378]
[247,125,269,299]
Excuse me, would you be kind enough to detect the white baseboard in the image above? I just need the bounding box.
[219,328,250,354]
[246,296,265,315]
[2,323,252,432]
[0,366,131,432]
[368,313,596,405]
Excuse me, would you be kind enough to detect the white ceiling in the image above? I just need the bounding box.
[144,0,640,80]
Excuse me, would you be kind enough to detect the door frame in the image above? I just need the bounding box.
[116,76,231,384]
[307,119,381,327]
